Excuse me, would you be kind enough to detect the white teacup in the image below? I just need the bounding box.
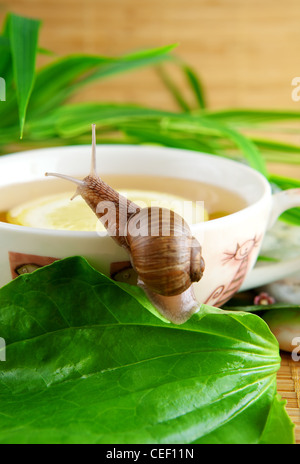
[0,144,299,309]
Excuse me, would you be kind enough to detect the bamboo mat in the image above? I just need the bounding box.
[3,0,300,111]
[278,352,300,444]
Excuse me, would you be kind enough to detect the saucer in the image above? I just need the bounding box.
[242,221,300,290]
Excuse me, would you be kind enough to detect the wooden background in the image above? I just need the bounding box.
[2,0,300,111]
[1,0,300,443]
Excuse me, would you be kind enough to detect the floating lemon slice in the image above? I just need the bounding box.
[7,190,208,231]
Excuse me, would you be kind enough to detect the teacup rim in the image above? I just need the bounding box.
[0,143,272,237]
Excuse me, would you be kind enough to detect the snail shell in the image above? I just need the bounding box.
[46,125,205,324]
[126,206,204,296]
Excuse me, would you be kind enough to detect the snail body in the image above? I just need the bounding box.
[46,125,205,324]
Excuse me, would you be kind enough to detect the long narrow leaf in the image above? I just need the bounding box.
[8,13,41,138]
[156,65,191,112]
[26,101,268,176]
[203,108,300,125]
[250,137,300,165]
[183,64,207,109]
[0,16,12,82]
[76,45,176,89]
[122,125,216,153]
[28,103,173,137]
[269,173,300,225]
[159,116,269,175]
[217,124,268,176]
[27,45,176,119]
[121,43,177,61]
[27,55,116,116]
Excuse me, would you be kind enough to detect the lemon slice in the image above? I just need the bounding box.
[7,190,208,231]
[7,193,98,231]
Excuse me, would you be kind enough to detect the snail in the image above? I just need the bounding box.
[45,125,205,324]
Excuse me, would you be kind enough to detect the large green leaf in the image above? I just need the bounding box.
[0,257,294,444]
[8,13,41,138]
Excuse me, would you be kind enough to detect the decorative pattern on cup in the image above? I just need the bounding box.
[9,252,58,279]
[205,236,261,307]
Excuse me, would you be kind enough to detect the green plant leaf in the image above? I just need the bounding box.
[26,54,117,118]
[156,62,206,112]
[249,137,300,166]
[156,65,191,112]
[255,394,295,445]
[182,64,207,109]
[209,122,268,176]
[203,108,300,125]
[269,174,300,225]
[0,16,13,84]
[155,114,269,175]
[225,302,300,313]
[121,43,178,61]
[26,101,268,175]
[0,257,294,444]
[81,43,177,85]
[8,13,41,138]
[26,44,177,120]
